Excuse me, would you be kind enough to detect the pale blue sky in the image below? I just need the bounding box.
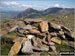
[0,0,74,11]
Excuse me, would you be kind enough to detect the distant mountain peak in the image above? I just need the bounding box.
[26,8,34,10]
[13,7,74,19]
[25,8,34,11]
[25,8,37,12]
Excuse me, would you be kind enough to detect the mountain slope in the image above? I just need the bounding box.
[43,7,74,16]
[13,7,74,19]
[14,8,42,19]
[42,7,63,16]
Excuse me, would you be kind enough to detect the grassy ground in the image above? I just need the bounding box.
[1,41,12,55]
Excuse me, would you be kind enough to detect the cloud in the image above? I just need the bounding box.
[0,2,74,11]
[0,2,34,11]
[53,4,74,8]
[54,4,60,7]
[3,2,18,5]
[0,1,49,11]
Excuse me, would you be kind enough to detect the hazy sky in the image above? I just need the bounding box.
[0,0,74,11]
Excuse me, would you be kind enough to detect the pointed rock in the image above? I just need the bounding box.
[8,41,21,56]
[39,21,48,32]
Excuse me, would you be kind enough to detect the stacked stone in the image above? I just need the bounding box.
[8,19,75,56]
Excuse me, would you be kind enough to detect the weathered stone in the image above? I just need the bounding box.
[49,42,55,45]
[59,31,64,35]
[50,22,61,30]
[26,35,34,39]
[23,25,32,30]
[8,38,29,56]
[65,31,75,39]
[23,30,29,34]
[32,45,49,51]
[24,19,43,23]
[8,25,18,33]
[47,34,51,42]
[62,35,66,39]
[70,32,75,39]
[8,41,21,56]
[32,27,38,29]
[42,35,49,45]
[31,38,38,47]
[21,40,33,53]
[32,46,42,51]
[29,29,40,34]
[16,31,26,37]
[50,32,57,37]
[32,37,49,51]
[50,46,56,51]
[61,26,71,32]
[38,33,46,36]
[51,37,61,44]
[21,38,29,42]
[32,23,39,27]
[40,45,49,51]
[39,21,48,32]
[58,31,66,39]
[61,26,75,39]
[36,38,43,47]
[18,29,24,33]
[31,37,43,47]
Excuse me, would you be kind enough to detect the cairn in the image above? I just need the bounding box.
[7,19,75,56]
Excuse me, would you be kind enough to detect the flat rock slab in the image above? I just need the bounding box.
[51,37,61,44]
[22,40,33,53]
[24,19,43,23]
